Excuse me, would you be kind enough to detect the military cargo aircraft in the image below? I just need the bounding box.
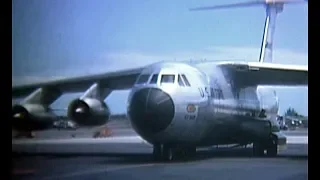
[12,0,308,161]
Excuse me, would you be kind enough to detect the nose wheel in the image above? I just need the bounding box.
[153,144,196,162]
[253,137,278,157]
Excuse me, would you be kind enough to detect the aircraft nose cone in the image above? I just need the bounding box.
[128,88,175,136]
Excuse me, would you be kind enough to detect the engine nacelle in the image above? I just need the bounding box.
[67,98,110,126]
[12,104,56,131]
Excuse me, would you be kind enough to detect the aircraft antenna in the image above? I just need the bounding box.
[189,0,307,63]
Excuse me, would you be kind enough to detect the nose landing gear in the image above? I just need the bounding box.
[153,144,197,162]
[253,133,285,157]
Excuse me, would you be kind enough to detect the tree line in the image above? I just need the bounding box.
[284,107,306,118]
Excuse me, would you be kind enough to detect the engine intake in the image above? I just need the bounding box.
[12,104,55,131]
[67,98,110,126]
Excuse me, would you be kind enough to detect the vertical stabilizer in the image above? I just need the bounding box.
[189,0,307,63]
[259,3,283,63]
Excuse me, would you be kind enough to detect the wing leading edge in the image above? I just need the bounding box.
[218,62,308,87]
[12,67,144,98]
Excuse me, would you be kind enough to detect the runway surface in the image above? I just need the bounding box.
[12,143,308,180]
[12,123,308,180]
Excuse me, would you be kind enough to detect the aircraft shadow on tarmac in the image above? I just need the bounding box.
[13,147,308,165]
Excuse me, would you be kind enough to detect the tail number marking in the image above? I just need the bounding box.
[185,115,196,120]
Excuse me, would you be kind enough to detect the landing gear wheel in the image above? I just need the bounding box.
[153,144,162,161]
[174,148,186,160]
[152,145,197,162]
[185,147,196,159]
[153,144,175,162]
[266,139,277,157]
[253,137,278,157]
[253,143,265,157]
[163,145,174,161]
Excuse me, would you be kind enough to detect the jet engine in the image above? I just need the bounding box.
[67,98,110,126]
[12,104,56,131]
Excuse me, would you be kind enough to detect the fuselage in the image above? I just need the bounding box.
[127,62,280,147]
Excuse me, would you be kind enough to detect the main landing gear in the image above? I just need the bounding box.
[153,144,197,162]
[253,136,278,157]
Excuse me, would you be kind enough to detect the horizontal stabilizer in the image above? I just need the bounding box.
[189,0,306,11]
[218,61,308,86]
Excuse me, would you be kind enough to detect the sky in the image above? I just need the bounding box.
[12,0,308,116]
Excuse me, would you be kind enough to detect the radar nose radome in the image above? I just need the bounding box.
[128,88,175,137]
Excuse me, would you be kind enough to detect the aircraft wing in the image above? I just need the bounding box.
[217,62,308,87]
[12,67,144,98]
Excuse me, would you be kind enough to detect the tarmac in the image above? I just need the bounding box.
[12,121,308,180]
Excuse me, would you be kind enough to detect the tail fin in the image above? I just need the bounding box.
[189,0,307,63]
[259,3,283,63]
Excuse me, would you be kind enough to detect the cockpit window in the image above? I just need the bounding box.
[150,74,159,84]
[178,75,185,86]
[136,74,150,84]
[160,74,175,84]
[181,74,191,86]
